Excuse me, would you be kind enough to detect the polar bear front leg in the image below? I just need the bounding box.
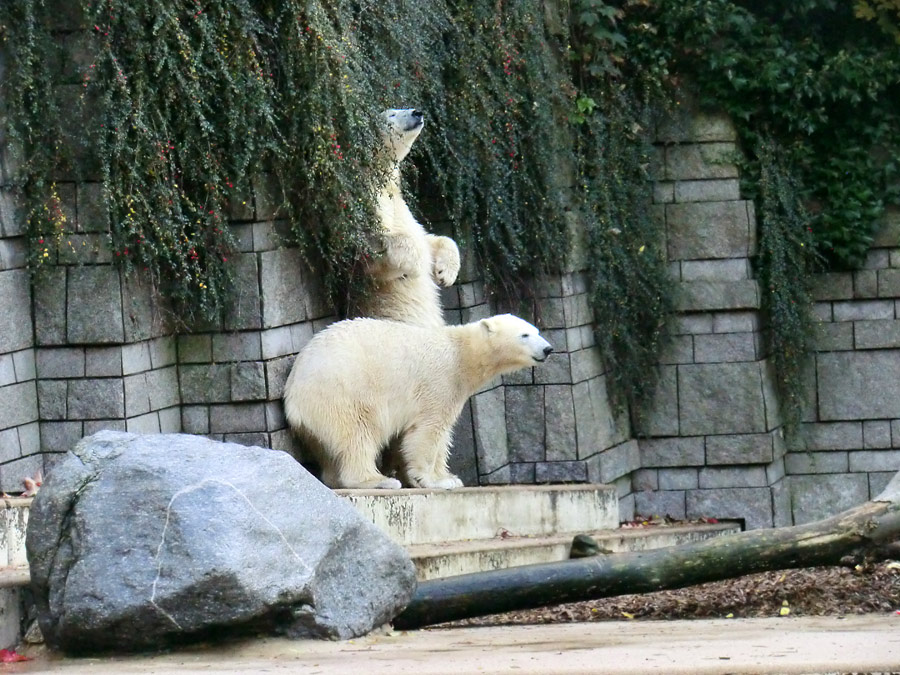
[399,425,462,490]
[328,434,402,490]
[426,234,461,288]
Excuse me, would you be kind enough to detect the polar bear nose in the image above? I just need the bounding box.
[412,109,423,119]
[543,346,553,357]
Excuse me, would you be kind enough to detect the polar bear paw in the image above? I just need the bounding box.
[417,474,464,490]
[429,236,461,287]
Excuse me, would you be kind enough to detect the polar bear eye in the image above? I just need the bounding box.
[520,333,530,339]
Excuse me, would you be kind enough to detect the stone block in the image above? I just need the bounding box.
[618,493,636,523]
[878,268,900,297]
[38,380,67,419]
[854,319,900,349]
[853,269,878,299]
[124,374,150,417]
[0,426,20,462]
[658,335,693,365]
[149,337,177,369]
[712,311,759,334]
[534,351,572,385]
[536,297,565,329]
[12,349,36,382]
[506,463,534,484]
[586,440,640,484]
[146,367,179,411]
[179,364,231,404]
[698,466,768,489]
[832,300,893,322]
[802,421,862,450]
[18,421,39,455]
[693,332,757,363]
[665,143,738,181]
[224,253,262,331]
[706,432,775,465]
[570,348,604,382]
[873,207,900,247]
[670,313,714,335]
[680,259,750,282]
[472,387,507,475]
[67,266,124,343]
[634,490,686,519]
[676,280,760,312]
[178,335,212,364]
[67,378,124,419]
[231,362,266,401]
[0,453,43,494]
[544,385,576,461]
[33,267,66,346]
[563,293,592,326]
[632,469,658,491]
[813,322,853,351]
[36,348,85,379]
[506,386,545,462]
[0,381,38,429]
[252,221,290,251]
[863,249,890,270]
[666,201,751,260]
[640,437,705,467]
[182,406,210,435]
[869,472,896,498]
[122,272,168,342]
[0,237,27,270]
[0,354,14,387]
[789,474,868,525]
[209,403,266,434]
[57,234,112,265]
[290,323,314,353]
[674,179,740,203]
[126,412,161,434]
[83,420,127,436]
[121,342,151,375]
[212,332,262,363]
[653,182,675,203]
[766,457,785,485]
[265,401,286,431]
[658,467,699,490]
[784,450,850,475]
[259,249,308,328]
[573,376,628,457]
[40,421,83,453]
[0,270,32,353]
[223,432,270,448]
[812,302,833,322]
[687,487,773,529]
[812,273,853,301]
[158,407,181,434]
[76,182,109,233]
[535,461,586,483]
[678,362,766,435]
[264,355,293,401]
[85,346,123,377]
[863,420,892,449]
[261,326,294,360]
[848,449,900,472]
[657,110,737,143]
[633,366,679,437]
[818,351,900,420]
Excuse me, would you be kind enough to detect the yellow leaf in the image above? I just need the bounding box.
[621,612,634,619]
[725,613,734,618]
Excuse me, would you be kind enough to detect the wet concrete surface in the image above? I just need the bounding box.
[13,614,900,674]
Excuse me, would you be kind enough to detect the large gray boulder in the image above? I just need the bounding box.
[26,431,417,653]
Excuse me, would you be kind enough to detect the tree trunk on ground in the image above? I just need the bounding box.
[393,473,900,630]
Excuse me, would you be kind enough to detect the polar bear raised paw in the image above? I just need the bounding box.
[428,235,461,288]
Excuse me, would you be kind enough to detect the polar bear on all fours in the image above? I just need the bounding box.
[283,314,553,490]
[360,108,461,328]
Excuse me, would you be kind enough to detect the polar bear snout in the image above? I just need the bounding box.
[533,343,554,363]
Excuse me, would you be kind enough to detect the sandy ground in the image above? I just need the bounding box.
[11,614,900,675]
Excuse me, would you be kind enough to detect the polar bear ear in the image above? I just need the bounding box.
[480,317,497,334]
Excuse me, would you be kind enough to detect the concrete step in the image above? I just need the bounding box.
[407,522,740,580]
[336,484,620,547]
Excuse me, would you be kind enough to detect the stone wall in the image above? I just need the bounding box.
[3,24,900,526]
[787,213,900,523]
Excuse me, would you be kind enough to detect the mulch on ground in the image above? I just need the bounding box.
[445,561,900,627]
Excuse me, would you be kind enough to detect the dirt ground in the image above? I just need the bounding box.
[448,560,900,626]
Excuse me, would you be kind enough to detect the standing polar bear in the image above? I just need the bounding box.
[361,108,461,327]
[283,314,553,489]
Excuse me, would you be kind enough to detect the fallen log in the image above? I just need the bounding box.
[393,473,900,630]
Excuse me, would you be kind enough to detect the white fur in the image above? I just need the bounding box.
[283,314,552,490]
[360,109,461,328]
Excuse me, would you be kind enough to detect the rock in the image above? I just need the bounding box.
[26,431,417,653]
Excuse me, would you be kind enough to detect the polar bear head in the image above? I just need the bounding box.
[380,108,424,163]
[478,314,554,372]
